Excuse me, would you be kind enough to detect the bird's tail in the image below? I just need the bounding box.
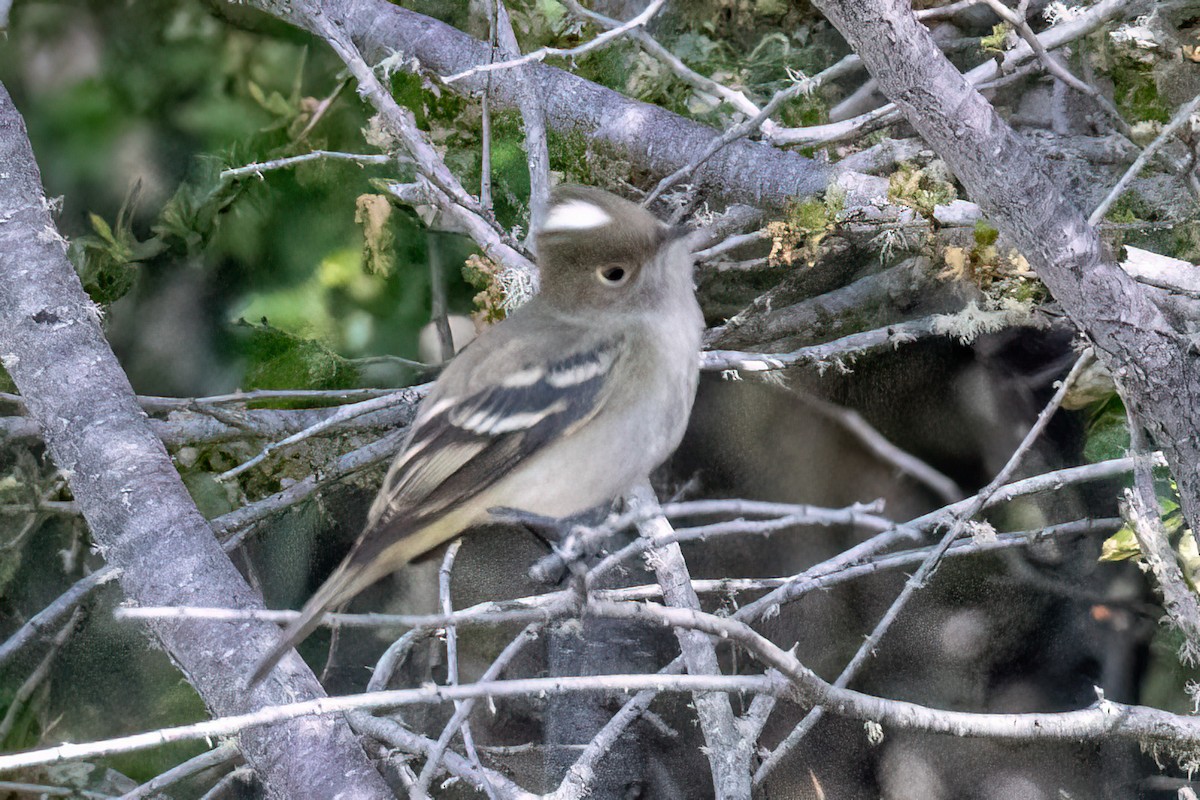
[247,514,461,688]
[247,560,364,688]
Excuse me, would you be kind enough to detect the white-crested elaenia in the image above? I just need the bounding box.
[250,185,704,686]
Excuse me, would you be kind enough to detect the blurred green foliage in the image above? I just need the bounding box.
[1083,394,1131,464]
[1,0,489,397]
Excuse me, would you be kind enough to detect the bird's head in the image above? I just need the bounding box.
[533,185,692,314]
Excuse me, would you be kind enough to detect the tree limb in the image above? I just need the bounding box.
[244,0,830,208]
[808,0,1200,540]
[0,82,391,800]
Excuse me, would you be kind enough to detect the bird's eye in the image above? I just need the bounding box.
[597,266,628,285]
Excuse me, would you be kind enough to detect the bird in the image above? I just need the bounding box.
[249,185,704,687]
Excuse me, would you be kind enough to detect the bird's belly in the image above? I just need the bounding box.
[486,407,674,519]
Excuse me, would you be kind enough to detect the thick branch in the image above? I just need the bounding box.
[809,0,1200,538]
[0,83,390,800]
[249,0,830,208]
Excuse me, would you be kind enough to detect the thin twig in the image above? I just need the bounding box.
[307,12,536,284]
[219,150,392,181]
[415,624,539,794]
[585,502,891,585]
[441,0,667,84]
[349,712,531,800]
[0,568,117,671]
[754,350,1093,782]
[555,502,1128,796]
[0,674,781,772]
[495,0,551,236]
[3,431,408,690]
[0,608,83,741]
[914,0,985,20]
[627,484,749,799]
[1089,93,1200,225]
[116,742,240,800]
[112,518,1117,634]
[215,388,423,483]
[135,388,397,413]
[480,0,498,212]
[414,542,496,797]
[793,389,964,503]
[293,77,351,144]
[560,0,765,123]
[979,0,1131,139]
[769,0,1137,148]
[196,767,251,800]
[643,73,813,206]
[700,315,945,373]
[427,233,456,362]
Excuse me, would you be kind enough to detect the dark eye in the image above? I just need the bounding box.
[597,266,627,285]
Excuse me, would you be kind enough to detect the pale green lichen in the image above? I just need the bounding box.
[932,297,1039,344]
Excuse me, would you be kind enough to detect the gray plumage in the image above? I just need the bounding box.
[249,185,703,687]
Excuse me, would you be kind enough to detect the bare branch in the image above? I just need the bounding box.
[1090,93,1200,225]
[770,0,1142,147]
[627,484,749,798]
[560,0,766,123]
[220,150,393,181]
[215,388,424,482]
[588,599,1200,749]
[116,742,241,800]
[494,0,551,234]
[414,541,495,796]
[792,389,963,503]
[756,351,1092,781]
[349,712,534,800]
[0,674,782,772]
[979,0,1131,138]
[416,624,539,793]
[811,0,1200,542]
[0,81,390,799]
[264,1,539,296]
[0,608,82,741]
[0,568,116,670]
[700,309,1036,374]
[441,0,667,84]
[282,0,830,208]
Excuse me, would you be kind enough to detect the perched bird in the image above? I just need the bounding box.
[250,185,704,686]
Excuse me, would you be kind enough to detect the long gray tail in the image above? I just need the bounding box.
[247,563,358,688]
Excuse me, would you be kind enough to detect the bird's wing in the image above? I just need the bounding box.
[360,331,629,553]
[247,332,630,688]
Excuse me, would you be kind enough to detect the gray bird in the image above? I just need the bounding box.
[250,185,703,686]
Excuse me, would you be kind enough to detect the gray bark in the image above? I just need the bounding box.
[0,83,391,800]
[248,0,830,209]
[809,0,1200,542]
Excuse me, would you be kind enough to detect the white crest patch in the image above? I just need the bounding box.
[541,200,612,232]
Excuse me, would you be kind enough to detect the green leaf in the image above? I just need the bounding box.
[981,23,1012,53]
[1083,396,1130,463]
[88,213,118,247]
[180,471,236,519]
[229,320,360,390]
[1099,524,1140,562]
